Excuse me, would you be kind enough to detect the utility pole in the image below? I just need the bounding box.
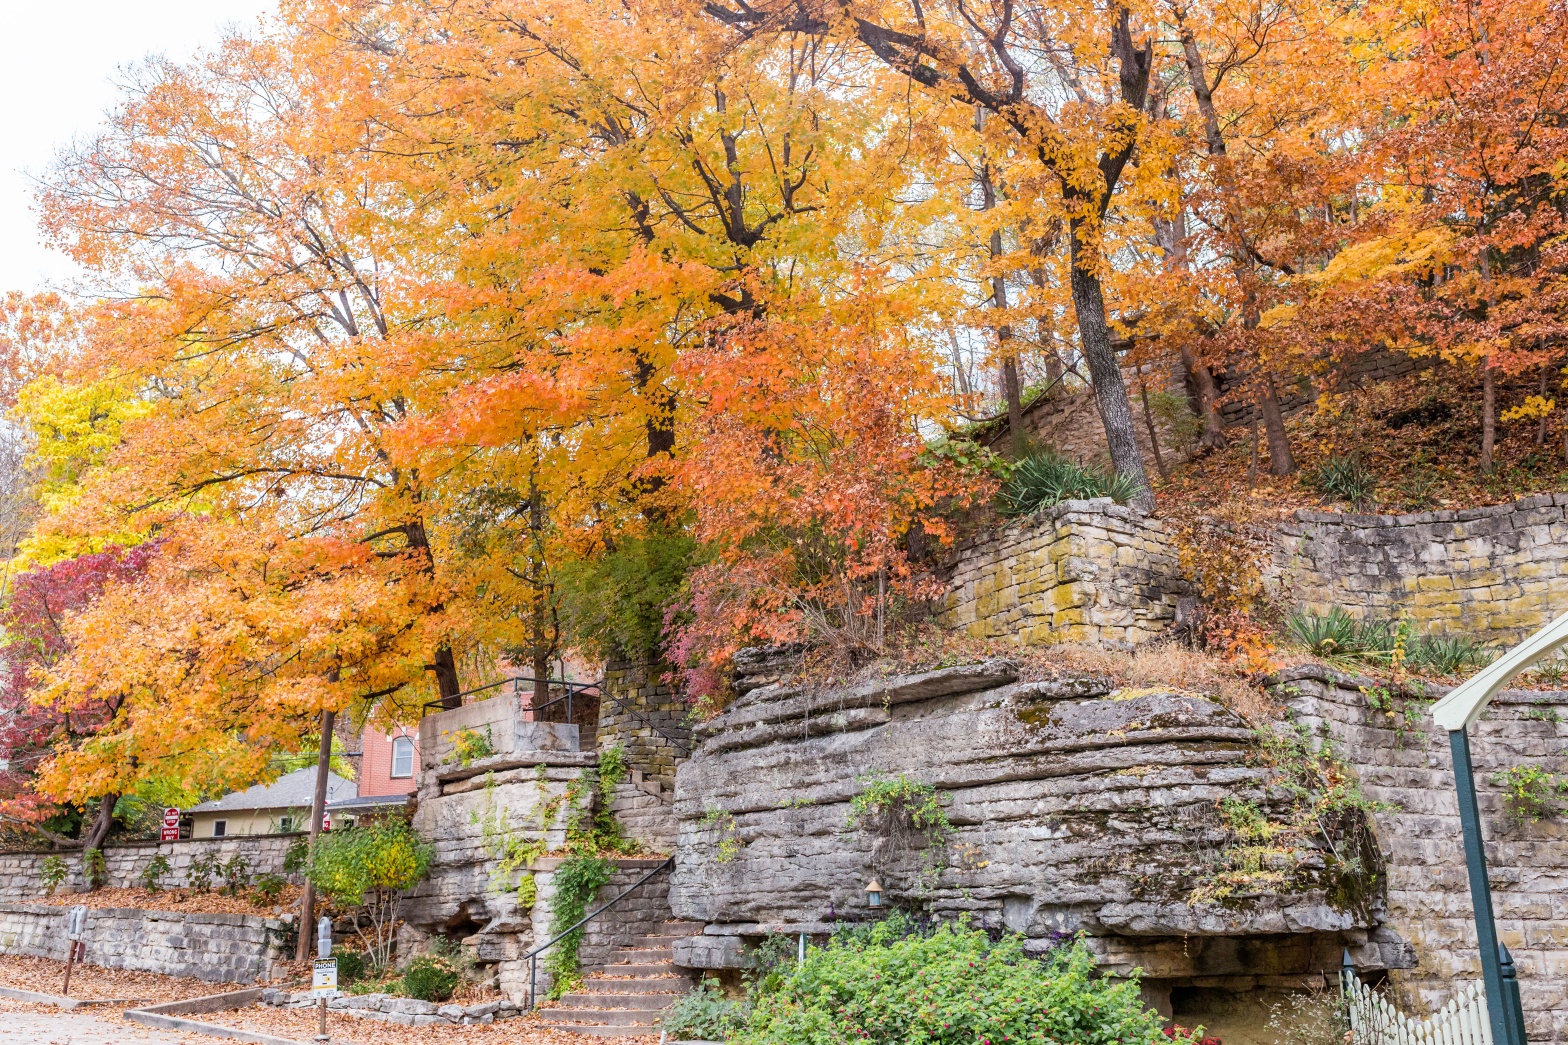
[296,710,335,962]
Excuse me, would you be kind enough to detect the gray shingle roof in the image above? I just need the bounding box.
[188,767,357,813]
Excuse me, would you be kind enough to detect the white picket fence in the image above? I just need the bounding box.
[1344,971,1494,1045]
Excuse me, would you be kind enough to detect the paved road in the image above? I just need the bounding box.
[0,1002,211,1044]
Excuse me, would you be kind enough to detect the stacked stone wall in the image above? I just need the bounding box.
[599,661,691,791]
[0,834,299,903]
[940,499,1193,647]
[942,494,1568,650]
[405,748,674,1000]
[0,902,287,983]
[1281,665,1568,1041]
[1277,493,1568,644]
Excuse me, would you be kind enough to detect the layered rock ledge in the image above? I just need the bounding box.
[671,657,1397,1005]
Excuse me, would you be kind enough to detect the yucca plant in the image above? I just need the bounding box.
[1310,455,1377,507]
[1406,634,1491,676]
[1001,450,1137,515]
[1286,607,1381,658]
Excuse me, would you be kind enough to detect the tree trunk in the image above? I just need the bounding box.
[1537,363,1550,446]
[1259,376,1296,475]
[296,711,335,962]
[1248,410,1260,488]
[1481,361,1496,472]
[432,646,462,710]
[977,128,1026,459]
[1180,348,1228,449]
[81,795,118,889]
[1139,373,1169,481]
[1069,231,1153,511]
[1000,354,1025,458]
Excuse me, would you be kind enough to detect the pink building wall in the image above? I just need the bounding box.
[359,725,419,797]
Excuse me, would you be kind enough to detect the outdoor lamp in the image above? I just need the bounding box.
[865,879,883,909]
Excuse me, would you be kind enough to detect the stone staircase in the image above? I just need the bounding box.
[543,920,704,1037]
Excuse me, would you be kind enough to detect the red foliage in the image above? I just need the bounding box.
[0,543,159,827]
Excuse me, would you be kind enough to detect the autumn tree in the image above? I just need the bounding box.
[701,0,1172,507]
[0,544,158,851]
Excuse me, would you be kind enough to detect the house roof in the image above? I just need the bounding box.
[327,794,411,811]
[188,767,357,813]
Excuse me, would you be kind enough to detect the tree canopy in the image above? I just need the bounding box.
[0,0,1563,831]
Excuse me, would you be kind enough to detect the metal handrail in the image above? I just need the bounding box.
[522,855,675,1010]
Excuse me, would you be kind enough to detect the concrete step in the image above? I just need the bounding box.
[656,920,705,937]
[581,975,691,991]
[628,934,696,948]
[543,1023,659,1037]
[546,1007,662,1026]
[600,961,681,976]
[606,947,672,963]
[557,992,672,1010]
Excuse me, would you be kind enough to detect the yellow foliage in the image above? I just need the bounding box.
[1501,396,1555,424]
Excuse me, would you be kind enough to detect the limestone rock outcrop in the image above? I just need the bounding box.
[671,655,1392,999]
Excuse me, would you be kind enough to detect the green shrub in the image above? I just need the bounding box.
[334,947,368,984]
[283,836,309,876]
[1311,455,1377,506]
[734,920,1183,1045]
[555,527,699,660]
[447,726,495,766]
[138,854,172,894]
[40,855,68,896]
[82,847,107,891]
[1286,609,1490,677]
[1001,450,1140,515]
[221,854,252,896]
[188,852,220,893]
[1491,765,1568,823]
[307,818,434,969]
[1285,607,1393,659]
[401,954,459,1002]
[251,872,286,905]
[663,979,749,1041]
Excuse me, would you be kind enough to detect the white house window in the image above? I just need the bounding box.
[391,736,415,779]
[213,820,227,837]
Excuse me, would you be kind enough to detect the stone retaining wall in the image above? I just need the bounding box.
[0,834,300,903]
[942,493,1568,650]
[1280,666,1568,1042]
[1277,493,1568,644]
[0,902,287,984]
[405,747,673,1000]
[940,499,1192,647]
[599,661,691,792]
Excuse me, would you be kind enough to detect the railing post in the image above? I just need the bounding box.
[529,954,536,1012]
[1448,728,1518,1045]
[1500,943,1528,1045]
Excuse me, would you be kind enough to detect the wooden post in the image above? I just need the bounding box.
[61,941,79,996]
[296,710,335,962]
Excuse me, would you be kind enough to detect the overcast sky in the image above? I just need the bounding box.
[0,0,276,294]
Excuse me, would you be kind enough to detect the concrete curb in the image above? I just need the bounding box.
[124,987,309,1045]
[0,984,145,1008]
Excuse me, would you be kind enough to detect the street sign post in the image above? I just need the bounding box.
[160,807,180,842]
[313,916,334,1042]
